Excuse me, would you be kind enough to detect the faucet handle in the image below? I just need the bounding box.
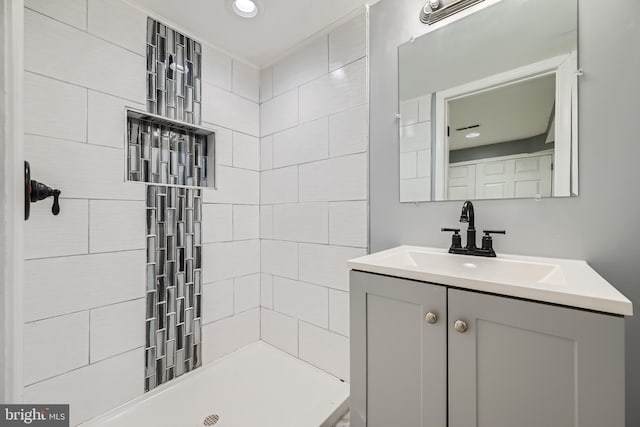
[481,230,505,255]
[442,228,462,251]
[483,230,506,235]
[441,227,461,233]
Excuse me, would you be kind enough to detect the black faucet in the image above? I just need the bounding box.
[441,200,505,257]
[460,200,476,251]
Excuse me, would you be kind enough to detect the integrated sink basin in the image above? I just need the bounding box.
[348,246,633,316]
[392,249,565,286]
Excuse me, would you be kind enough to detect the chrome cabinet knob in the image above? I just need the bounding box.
[429,0,442,10]
[425,312,438,324]
[454,320,468,333]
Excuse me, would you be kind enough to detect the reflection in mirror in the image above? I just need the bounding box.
[398,0,578,203]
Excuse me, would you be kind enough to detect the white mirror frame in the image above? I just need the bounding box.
[434,53,578,200]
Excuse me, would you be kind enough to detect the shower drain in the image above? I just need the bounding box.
[203,414,220,426]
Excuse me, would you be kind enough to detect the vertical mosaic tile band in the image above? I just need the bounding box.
[145,186,203,392]
[146,18,202,125]
[143,18,206,392]
[127,117,209,186]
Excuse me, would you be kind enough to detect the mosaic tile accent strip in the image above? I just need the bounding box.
[146,18,202,125]
[127,116,210,187]
[145,185,203,392]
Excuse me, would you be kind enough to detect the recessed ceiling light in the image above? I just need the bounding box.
[465,132,481,139]
[232,0,258,18]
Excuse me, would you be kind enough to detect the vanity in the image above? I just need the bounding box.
[348,246,632,427]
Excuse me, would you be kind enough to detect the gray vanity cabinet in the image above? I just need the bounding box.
[350,271,626,427]
[350,271,447,427]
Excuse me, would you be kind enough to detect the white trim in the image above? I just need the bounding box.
[434,54,575,200]
[1,0,24,403]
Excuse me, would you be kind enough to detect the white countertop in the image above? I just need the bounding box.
[348,246,633,316]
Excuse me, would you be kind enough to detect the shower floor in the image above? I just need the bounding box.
[80,342,349,427]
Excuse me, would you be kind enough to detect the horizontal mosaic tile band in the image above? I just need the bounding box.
[127,116,209,187]
[146,18,202,124]
[145,185,203,392]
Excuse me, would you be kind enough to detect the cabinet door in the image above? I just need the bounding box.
[350,271,447,427]
[448,289,625,427]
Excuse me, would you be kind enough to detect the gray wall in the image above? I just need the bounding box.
[449,134,552,164]
[369,0,640,424]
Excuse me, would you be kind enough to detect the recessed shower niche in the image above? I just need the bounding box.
[129,17,214,392]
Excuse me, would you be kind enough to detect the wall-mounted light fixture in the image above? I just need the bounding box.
[420,0,485,25]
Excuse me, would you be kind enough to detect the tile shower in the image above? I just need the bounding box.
[22,0,365,424]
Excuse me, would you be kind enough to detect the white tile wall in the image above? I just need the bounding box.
[233,205,260,240]
[298,243,366,291]
[273,117,329,168]
[400,98,419,126]
[260,274,274,309]
[89,299,144,362]
[258,13,367,380]
[329,105,368,157]
[89,200,146,253]
[232,60,260,102]
[260,166,299,205]
[260,135,274,170]
[202,240,260,283]
[400,151,418,179]
[260,89,299,136]
[202,204,233,243]
[202,279,234,324]
[329,201,368,248]
[202,166,259,205]
[202,308,260,363]
[329,14,367,72]
[25,9,145,103]
[25,135,145,201]
[23,349,143,426]
[299,321,349,380]
[260,205,273,239]
[202,82,260,137]
[234,274,261,313]
[208,125,233,166]
[24,72,87,143]
[25,0,87,30]
[299,58,367,124]
[260,240,299,279]
[88,90,144,149]
[298,153,368,202]
[24,199,89,260]
[24,312,90,385]
[272,203,329,244]
[273,37,328,96]
[260,309,298,356]
[329,290,350,337]
[260,66,273,103]
[233,132,260,171]
[202,44,233,90]
[24,250,145,322]
[87,0,146,55]
[400,121,431,152]
[273,277,329,328]
[400,177,431,202]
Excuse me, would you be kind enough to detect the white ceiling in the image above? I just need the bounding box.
[448,74,556,150]
[126,0,378,67]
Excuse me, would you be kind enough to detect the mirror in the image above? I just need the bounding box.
[398,0,578,202]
